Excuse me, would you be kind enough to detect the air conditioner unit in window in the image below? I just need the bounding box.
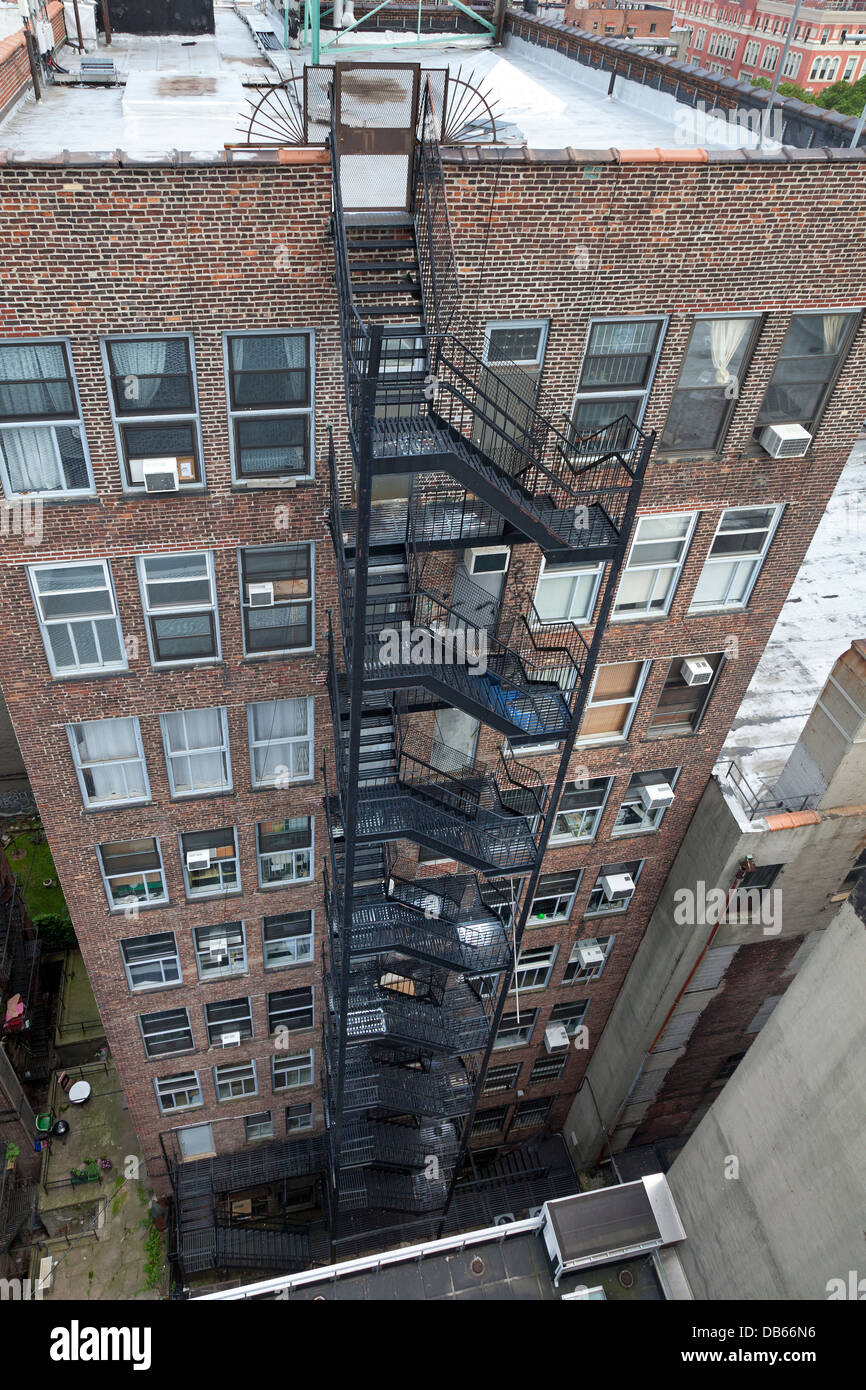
[544,1022,570,1053]
[142,458,180,493]
[220,1031,241,1048]
[639,781,675,811]
[681,657,714,687]
[759,423,812,459]
[464,546,511,577]
[186,849,212,872]
[576,941,606,969]
[600,872,635,901]
[248,581,275,607]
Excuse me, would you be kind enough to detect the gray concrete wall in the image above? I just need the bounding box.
[666,891,866,1301]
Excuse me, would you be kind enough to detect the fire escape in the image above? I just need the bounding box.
[323,65,654,1246]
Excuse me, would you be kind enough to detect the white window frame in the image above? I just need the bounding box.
[549,999,590,1038]
[121,932,181,991]
[511,943,559,992]
[529,870,582,926]
[532,557,604,627]
[160,706,233,798]
[137,551,221,668]
[204,996,254,1046]
[612,768,681,837]
[223,328,314,485]
[99,837,168,910]
[247,697,314,788]
[549,777,613,844]
[613,511,698,621]
[577,660,651,747]
[154,1071,203,1114]
[139,1006,194,1058]
[482,319,549,372]
[67,716,150,809]
[562,934,615,985]
[272,1048,314,1092]
[239,542,315,658]
[256,817,314,889]
[0,337,94,499]
[585,861,644,917]
[180,827,241,900]
[213,1060,258,1102]
[28,559,127,678]
[244,1111,274,1141]
[493,1008,538,1051]
[689,504,783,613]
[285,1103,314,1133]
[262,911,314,970]
[100,332,205,493]
[569,315,667,443]
[483,1063,520,1094]
[193,921,248,981]
[267,986,314,1037]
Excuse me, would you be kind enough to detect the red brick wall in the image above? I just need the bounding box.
[0,153,864,1173]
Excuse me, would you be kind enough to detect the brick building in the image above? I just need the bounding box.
[0,9,865,1270]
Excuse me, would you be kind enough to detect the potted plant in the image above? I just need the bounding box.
[70,1166,88,1185]
[98,1155,112,1172]
[5,1143,19,1171]
[82,1157,100,1182]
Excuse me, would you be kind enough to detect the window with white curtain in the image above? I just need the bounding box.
[102,335,203,489]
[0,339,93,498]
[247,698,313,787]
[689,505,783,611]
[224,331,313,482]
[661,315,761,453]
[138,552,220,665]
[68,716,149,808]
[29,560,126,677]
[755,311,860,436]
[160,706,232,796]
[613,512,697,620]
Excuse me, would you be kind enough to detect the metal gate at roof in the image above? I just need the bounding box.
[334,63,422,213]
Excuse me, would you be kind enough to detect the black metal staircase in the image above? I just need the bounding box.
[324,66,654,1250]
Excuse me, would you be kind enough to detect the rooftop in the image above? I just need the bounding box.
[0,5,793,159]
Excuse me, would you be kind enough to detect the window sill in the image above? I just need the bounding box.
[185,890,243,906]
[84,800,153,814]
[215,1094,259,1105]
[250,778,316,794]
[129,980,185,996]
[150,659,224,672]
[241,649,316,664]
[231,477,315,491]
[144,1048,197,1064]
[610,826,661,840]
[169,788,236,805]
[51,668,131,683]
[198,971,249,985]
[158,1104,204,1117]
[686,605,748,619]
[6,493,100,506]
[110,900,171,916]
[258,879,314,892]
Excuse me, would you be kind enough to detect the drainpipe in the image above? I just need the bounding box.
[594,858,749,1165]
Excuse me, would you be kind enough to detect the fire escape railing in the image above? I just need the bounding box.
[414,76,459,338]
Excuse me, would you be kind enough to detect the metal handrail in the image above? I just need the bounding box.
[717,759,821,821]
[414,76,459,337]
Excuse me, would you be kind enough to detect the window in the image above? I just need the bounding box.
[647,653,723,737]
[740,864,783,892]
[204,997,253,1046]
[477,320,549,471]
[782,49,801,78]
[843,56,857,81]
[493,1009,537,1050]
[0,339,93,498]
[99,838,167,909]
[585,862,642,916]
[761,44,780,69]
[578,661,649,745]
[695,27,706,45]
[161,707,232,797]
[154,1072,202,1113]
[121,933,181,991]
[550,777,612,843]
[690,506,783,612]
[103,335,203,489]
[68,716,149,808]
[262,911,314,969]
[180,828,239,899]
[483,1064,520,1095]
[193,922,247,980]
[257,818,313,887]
[225,331,313,482]
[570,317,666,446]
[613,769,679,836]
[177,1123,215,1159]
[139,1007,193,1058]
[268,986,313,1036]
[138,552,219,666]
[714,1051,747,1084]
[530,1055,567,1084]
[809,55,839,80]
[240,545,314,655]
[743,38,759,63]
[244,1111,274,1141]
[661,315,761,453]
[214,1060,258,1101]
[530,871,582,925]
[472,1105,508,1135]
[512,1096,552,1130]
[563,935,614,984]
[512,944,558,991]
[248,698,313,787]
[273,1049,314,1091]
[533,557,603,626]
[613,513,697,620]
[755,311,860,436]
[549,999,589,1037]
[833,847,866,900]
[29,560,126,677]
[285,1102,313,1133]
